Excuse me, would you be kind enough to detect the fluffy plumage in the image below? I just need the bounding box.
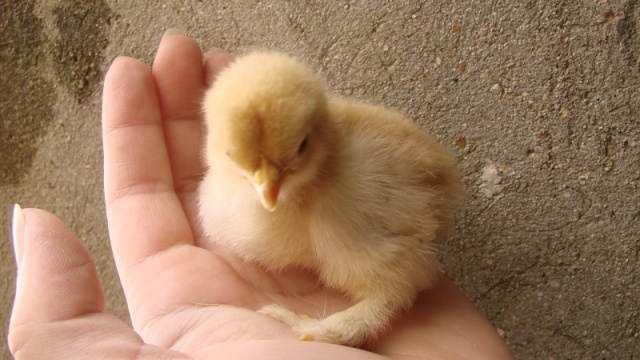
[198,51,465,346]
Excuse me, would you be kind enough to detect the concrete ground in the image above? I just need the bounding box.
[1,1,639,359]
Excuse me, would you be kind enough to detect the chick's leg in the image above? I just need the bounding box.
[259,293,412,346]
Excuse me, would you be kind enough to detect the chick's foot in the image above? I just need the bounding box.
[259,304,372,346]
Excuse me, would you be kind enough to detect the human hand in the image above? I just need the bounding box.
[8,30,513,359]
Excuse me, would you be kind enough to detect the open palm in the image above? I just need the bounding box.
[8,31,512,359]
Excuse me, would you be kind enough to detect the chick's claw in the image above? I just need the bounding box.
[294,318,360,346]
[259,304,363,346]
[258,305,328,342]
[258,304,306,327]
[298,334,314,341]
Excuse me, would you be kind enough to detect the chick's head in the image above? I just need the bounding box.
[204,52,333,211]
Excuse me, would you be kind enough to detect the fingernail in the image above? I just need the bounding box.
[163,28,186,38]
[12,204,25,268]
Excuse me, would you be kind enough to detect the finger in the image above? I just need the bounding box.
[203,48,235,87]
[9,207,106,327]
[183,49,235,240]
[152,30,206,197]
[151,33,235,242]
[102,55,194,275]
[7,207,187,358]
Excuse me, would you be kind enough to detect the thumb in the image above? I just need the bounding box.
[9,205,106,340]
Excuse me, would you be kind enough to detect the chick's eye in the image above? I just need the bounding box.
[297,137,308,154]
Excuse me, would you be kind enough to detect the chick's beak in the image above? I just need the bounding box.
[253,161,281,211]
[257,181,280,211]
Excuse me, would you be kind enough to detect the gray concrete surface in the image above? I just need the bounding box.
[1,1,639,359]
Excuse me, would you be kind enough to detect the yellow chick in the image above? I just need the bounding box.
[198,52,465,346]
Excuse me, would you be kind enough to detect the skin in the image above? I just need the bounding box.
[7,31,514,360]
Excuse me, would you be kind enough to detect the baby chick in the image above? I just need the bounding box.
[198,52,465,346]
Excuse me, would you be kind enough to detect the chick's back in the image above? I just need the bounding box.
[331,98,465,238]
[306,99,465,296]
